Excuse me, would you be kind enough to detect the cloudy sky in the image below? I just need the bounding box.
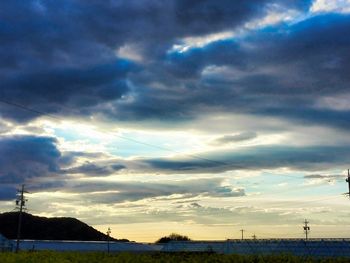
[1,0,350,242]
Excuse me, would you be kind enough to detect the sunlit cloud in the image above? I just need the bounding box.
[171,31,236,53]
[170,3,303,54]
[310,0,350,14]
[116,44,144,62]
[244,4,302,29]
[314,93,350,111]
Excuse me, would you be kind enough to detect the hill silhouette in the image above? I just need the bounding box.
[0,212,128,242]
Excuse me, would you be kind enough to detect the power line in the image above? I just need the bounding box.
[259,195,343,212]
[0,99,61,121]
[222,194,343,212]
[3,100,349,242]
[0,98,231,167]
[0,97,332,183]
[260,180,341,197]
[2,98,347,200]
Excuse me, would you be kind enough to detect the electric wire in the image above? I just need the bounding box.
[0,98,232,166]
[1,98,348,201]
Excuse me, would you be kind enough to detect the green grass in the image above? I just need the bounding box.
[0,251,349,263]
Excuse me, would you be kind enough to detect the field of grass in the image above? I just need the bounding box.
[0,252,349,263]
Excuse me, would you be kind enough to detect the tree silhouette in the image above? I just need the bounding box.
[155,233,191,243]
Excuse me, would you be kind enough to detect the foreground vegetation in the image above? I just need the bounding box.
[0,251,349,263]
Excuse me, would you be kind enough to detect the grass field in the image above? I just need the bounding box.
[0,252,349,263]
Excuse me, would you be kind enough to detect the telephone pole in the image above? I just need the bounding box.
[240,229,245,240]
[303,219,310,241]
[15,184,28,253]
[106,227,111,254]
[346,169,350,198]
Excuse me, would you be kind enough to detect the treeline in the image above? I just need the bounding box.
[155,233,191,243]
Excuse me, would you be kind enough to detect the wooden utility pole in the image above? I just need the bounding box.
[15,184,28,253]
[240,229,245,240]
[346,169,350,198]
[107,227,111,254]
[303,219,310,241]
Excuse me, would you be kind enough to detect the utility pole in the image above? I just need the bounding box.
[346,169,350,198]
[303,219,310,241]
[15,184,28,253]
[240,229,245,240]
[106,227,111,254]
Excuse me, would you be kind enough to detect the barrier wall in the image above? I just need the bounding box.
[6,238,350,257]
[162,239,350,257]
[15,240,162,252]
[0,234,12,252]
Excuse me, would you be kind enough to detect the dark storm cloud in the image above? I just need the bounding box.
[0,185,17,201]
[165,39,245,79]
[64,162,125,176]
[0,61,134,122]
[115,13,350,128]
[66,178,245,203]
[0,0,313,123]
[211,132,257,145]
[4,62,132,101]
[145,145,350,173]
[244,14,350,95]
[174,0,267,35]
[0,135,61,184]
[0,135,96,200]
[0,0,272,74]
[2,2,350,205]
[0,135,125,200]
[260,107,350,130]
[173,0,313,37]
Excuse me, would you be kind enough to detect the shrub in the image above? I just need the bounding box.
[155,233,191,243]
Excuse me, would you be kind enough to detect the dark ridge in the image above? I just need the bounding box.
[0,212,128,242]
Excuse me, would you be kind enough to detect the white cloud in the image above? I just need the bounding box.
[310,0,350,13]
[116,44,143,62]
[171,31,236,53]
[244,4,301,29]
[170,4,302,54]
[314,93,350,111]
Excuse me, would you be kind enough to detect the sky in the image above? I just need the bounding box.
[1,0,350,242]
